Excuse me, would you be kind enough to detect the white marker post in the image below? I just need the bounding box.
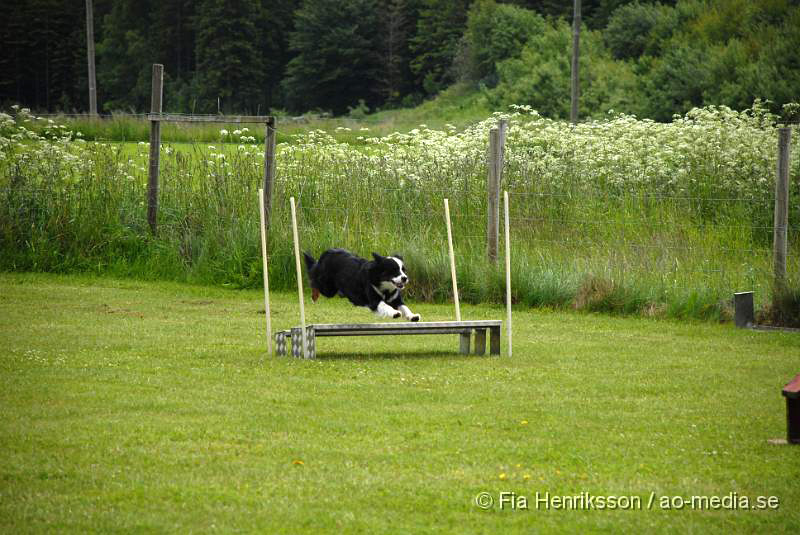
[444,198,461,321]
[504,191,512,357]
[289,197,307,358]
[258,189,272,356]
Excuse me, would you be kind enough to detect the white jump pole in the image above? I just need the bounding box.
[289,196,307,358]
[444,198,461,321]
[504,191,512,357]
[258,189,272,356]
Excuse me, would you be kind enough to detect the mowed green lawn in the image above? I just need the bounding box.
[0,273,798,533]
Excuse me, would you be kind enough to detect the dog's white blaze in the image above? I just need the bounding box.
[389,256,407,287]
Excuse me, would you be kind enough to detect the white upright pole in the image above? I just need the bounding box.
[504,191,512,357]
[444,198,461,322]
[258,189,273,356]
[290,197,306,357]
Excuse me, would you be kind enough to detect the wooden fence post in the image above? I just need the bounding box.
[498,118,508,172]
[774,127,791,296]
[85,0,97,116]
[487,127,501,263]
[147,64,164,235]
[262,116,276,230]
[571,0,581,124]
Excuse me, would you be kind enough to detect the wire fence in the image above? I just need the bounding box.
[269,119,799,317]
[1,111,798,318]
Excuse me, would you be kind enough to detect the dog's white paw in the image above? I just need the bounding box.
[376,301,401,319]
[398,305,420,322]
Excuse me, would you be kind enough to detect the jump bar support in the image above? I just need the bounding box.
[276,321,502,359]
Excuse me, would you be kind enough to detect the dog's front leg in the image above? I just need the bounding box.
[374,301,401,319]
[398,305,421,322]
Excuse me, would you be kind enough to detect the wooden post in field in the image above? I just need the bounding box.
[774,127,791,296]
[258,189,273,356]
[504,191,512,357]
[498,119,508,144]
[147,64,164,235]
[290,197,307,358]
[498,118,508,173]
[85,0,97,116]
[262,116,276,229]
[444,199,461,322]
[487,127,501,263]
[734,291,754,328]
[570,0,581,124]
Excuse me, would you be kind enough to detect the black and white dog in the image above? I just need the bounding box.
[303,248,421,321]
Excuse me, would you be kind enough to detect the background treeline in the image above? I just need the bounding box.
[1,0,798,120]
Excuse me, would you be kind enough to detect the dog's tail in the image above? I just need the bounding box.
[303,252,316,272]
[302,252,321,302]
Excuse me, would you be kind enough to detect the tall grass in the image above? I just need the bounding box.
[27,86,491,147]
[26,113,291,144]
[1,104,798,322]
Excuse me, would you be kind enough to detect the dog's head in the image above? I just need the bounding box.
[370,253,409,292]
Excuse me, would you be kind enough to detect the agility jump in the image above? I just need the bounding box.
[258,193,513,359]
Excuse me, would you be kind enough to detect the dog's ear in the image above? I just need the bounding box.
[371,252,384,262]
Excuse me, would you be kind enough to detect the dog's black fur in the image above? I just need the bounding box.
[303,248,420,321]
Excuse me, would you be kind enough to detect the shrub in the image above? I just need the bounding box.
[604,1,678,60]
[460,0,546,85]
[490,18,641,119]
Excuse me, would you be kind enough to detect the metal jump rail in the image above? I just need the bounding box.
[276,320,502,359]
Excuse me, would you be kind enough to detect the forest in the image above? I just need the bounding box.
[1,0,799,121]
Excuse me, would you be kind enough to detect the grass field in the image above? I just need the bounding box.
[1,273,798,532]
[28,84,492,144]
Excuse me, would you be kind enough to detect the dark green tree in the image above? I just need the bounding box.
[488,14,641,119]
[409,0,472,95]
[256,0,301,111]
[282,0,384,114]
[379,0,414,104]
[639,43,708,121]
[604,1,678,60]
[461,0,545,85]
[0,0,85,111]
[636,0,800,119]
[150,0,197,111]
[503,0,640,28]
[96,0,155,111]
[194,0,263,113]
